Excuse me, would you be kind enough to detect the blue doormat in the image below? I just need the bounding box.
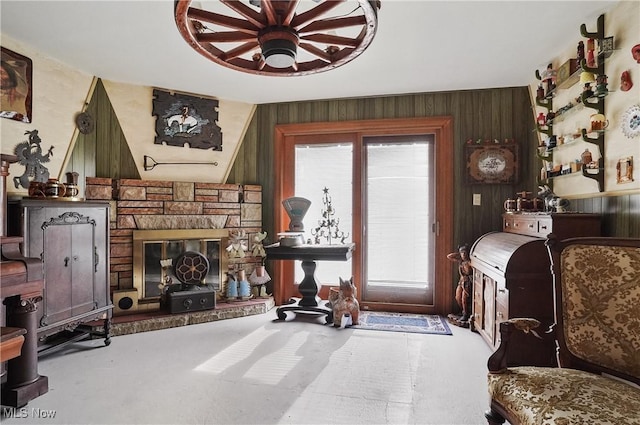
[353,312,452,335]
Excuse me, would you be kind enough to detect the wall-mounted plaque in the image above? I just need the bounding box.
[465,142,519,185]
[152,89,223,150]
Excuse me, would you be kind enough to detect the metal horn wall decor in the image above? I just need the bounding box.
[174,0,381,77]
[143,155,218,171]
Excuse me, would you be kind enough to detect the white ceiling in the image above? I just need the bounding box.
[0,0,617,105]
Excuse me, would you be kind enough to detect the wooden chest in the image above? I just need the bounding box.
[470,232,556,367]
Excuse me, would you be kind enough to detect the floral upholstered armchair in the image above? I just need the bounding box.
[485,235,640,425]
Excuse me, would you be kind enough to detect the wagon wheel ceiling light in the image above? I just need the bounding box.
[174,0,381,76]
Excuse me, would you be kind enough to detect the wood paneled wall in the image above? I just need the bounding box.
[81,83,639,242]
[227,88,540,251]
[67,79,140,192]
[573,194,640,238]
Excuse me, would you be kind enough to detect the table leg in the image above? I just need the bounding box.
[298,260,320,307]
[275,259,334,324]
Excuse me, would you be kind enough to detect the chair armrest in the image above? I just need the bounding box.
[487,318,552,373]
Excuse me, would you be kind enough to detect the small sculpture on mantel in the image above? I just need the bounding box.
[446,243,472,328]
[251,231,268,257]
[226,229,248,258]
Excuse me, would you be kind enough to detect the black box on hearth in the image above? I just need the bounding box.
[163,286,216,314]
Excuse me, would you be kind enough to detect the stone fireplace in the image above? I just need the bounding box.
[85,177,263,315]
[133,228,229,309]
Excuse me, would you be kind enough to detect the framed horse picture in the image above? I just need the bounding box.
[1,47,33,123]
[152,89,223,151]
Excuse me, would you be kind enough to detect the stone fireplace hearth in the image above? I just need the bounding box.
[85,177,265,317]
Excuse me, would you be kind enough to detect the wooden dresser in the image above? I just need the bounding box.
[470,213,601,367]
[8,199,113,354]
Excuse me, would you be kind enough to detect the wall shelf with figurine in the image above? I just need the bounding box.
[534,13,612,193]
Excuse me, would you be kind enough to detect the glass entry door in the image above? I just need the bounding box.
[292,135,435,307]
[294,142,353,287]
[362,137,435,305]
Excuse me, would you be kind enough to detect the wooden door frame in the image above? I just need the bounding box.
[273,117,454,315]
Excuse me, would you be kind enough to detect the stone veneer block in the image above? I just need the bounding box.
[134,215,227,229]
[117,200,164,208]
[110,257,132,265]
[86,177,113,184]
[119,186,146,200]
[219,189,240,203]
[146,194,173,201]
[195,195,219,203]
[242,222,262,230]
[119,207,164,215]
[85,185,113,200]
[164,201,203,215]
[173,182,195,202]
[203,202,240,209]
[117,215,137,229]
[146,187,173,194]
[243,190,262,203]
[241,204,262,222]
[110,236,131,244]
[111,263,133,272]
[195,188,219,196]
[111,243,133,257]
[209,183,241,190]
[225,215,241,228]
[120,179,172,187]
[109,200,117,222]
[203,207,241,216]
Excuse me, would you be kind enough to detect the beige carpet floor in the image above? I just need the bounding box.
[0,309,493,425]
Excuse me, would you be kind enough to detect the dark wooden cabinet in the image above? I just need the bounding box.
[8,199,113,354]
[470,213,601,367]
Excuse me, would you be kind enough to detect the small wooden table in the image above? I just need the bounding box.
[265,243,355,324]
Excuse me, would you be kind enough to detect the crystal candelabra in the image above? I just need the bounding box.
[311,187,349,245]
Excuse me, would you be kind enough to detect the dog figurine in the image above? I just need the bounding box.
[328,277,359,328]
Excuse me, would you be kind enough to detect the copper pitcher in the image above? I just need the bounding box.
[28,181,46,198]
[44,178,66,198]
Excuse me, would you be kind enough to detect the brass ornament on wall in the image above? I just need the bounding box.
[75,112,94,134]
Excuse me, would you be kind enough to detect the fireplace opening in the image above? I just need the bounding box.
[133,229,229,310]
